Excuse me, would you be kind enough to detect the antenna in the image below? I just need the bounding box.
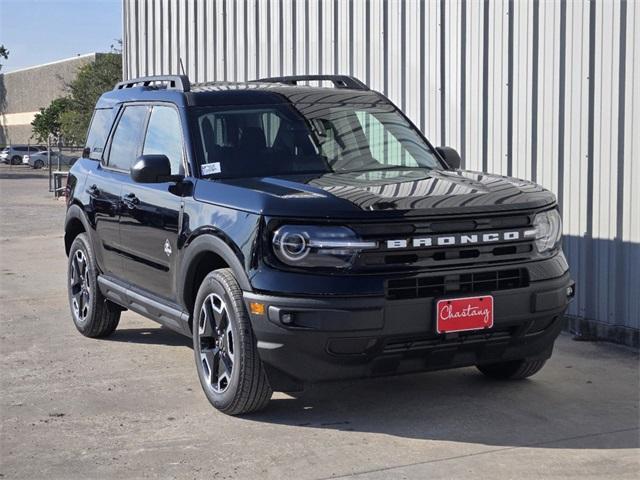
[179,58,186,76]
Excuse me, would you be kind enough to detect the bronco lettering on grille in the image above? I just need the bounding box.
[386,230,536,249]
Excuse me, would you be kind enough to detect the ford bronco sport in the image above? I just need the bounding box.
[64,74,575,415]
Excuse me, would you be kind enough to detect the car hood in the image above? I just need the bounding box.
[197,168,556,218]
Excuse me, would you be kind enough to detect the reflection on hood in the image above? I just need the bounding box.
[308,168,551,211]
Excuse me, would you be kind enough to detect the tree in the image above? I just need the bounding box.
[31,97,72,143]
[30,50,122,145]
[59,109,88,146]
[0,45,8,71]
[60,52,122,144]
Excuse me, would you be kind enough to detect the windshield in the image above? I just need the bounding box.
[192,102,441,178]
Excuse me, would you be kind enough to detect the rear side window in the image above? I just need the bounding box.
[143,106,183,174]
[86,109,115,160]
[107,105,148,171]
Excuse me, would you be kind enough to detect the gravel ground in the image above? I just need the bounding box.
[1,164,639,479]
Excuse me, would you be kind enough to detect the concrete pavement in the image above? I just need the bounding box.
[1,165,638,479]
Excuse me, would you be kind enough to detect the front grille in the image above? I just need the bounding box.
[386,268,529,300]
[359,243,533,269]
[350,212,537,271]
[351,213,532,238]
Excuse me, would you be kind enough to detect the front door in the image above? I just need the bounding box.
[118,105,186,302]
[98,105,149,280]
[91,104,149,279]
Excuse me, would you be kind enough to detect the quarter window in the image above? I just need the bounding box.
[108,105,148,171]
[143,106,184,174]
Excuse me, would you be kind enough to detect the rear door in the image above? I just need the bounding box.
[88,104,148,279]
[118,104,185,301]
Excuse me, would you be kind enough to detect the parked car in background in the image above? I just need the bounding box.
[24,150,77,169]
[1,145,45,164]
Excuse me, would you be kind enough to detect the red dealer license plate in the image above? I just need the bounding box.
[436,295,494,334]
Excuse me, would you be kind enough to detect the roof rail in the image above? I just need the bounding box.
[255,75,369,91]
[114,75,191,92]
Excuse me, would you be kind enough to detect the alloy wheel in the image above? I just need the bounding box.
[198,293,235,393]
[70,249,91,322]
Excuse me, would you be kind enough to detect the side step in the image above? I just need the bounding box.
[97,275,191,337]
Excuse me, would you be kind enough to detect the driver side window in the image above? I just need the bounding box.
[143,106,184,175]
[108,105,149,171]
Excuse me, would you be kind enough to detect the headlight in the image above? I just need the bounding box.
[272,225,377,268]
[532,209,562,252]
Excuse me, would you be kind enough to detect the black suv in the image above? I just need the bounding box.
[64,74,574,415]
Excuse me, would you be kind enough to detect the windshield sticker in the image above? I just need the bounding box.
[201,162,221,176]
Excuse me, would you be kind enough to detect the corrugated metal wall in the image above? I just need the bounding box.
[123,0,639,344]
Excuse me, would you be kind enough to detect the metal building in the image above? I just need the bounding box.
[122,0,639,346]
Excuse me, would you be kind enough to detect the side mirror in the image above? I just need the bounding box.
[436,146,462,170]
[82,147,90,159]
[131,154,183,183]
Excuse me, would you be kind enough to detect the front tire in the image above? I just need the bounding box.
[477,359,547,380]
[67,233,121,337]
[11,155,21,165]
[33,160,44,169]
[193,269,272,415]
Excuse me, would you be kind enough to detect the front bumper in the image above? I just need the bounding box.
[244,272,574,391]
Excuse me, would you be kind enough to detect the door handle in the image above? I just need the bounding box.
[87,184,100,197]
[122,192,139,208]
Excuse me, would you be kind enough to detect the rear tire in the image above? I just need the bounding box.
[67,233,121,338]
[477,359,547,380]
[10,155,21,165]
[193,268,272,415]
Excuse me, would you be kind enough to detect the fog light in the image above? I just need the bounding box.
[249,302,265,315]
[566,285,575,298]
[281,313,294,325]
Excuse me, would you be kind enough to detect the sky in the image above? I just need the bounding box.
[0,0,122,72]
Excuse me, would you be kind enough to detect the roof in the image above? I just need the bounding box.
[189,82,384,107]
[96,75,386,109]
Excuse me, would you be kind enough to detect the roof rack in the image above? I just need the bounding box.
[114,75,191,92]
[255,75,369,91]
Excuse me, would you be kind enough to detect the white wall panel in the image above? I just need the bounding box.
[486,0,507,176]
[123,0,639,338]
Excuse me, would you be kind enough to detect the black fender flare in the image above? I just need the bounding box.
[64,203,92,255]
[178,233,253,309]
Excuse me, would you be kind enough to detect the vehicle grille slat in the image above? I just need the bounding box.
[386,268,529,300]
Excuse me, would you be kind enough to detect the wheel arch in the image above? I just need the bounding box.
[64,204,91,256]
[179,233,252,325]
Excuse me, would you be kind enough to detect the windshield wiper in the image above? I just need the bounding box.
[336,165,433,174]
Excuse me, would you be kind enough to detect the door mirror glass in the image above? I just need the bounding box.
[436,146,462,170]
[131,154,182,183]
